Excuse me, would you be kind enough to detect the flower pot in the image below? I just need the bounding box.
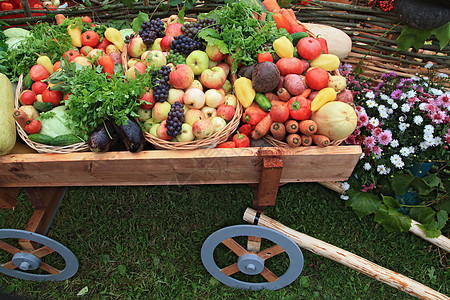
[409,161,435,178]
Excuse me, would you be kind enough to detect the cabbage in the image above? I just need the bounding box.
[38,106,75,138]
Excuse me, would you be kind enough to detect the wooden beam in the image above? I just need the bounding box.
[0,188,20,209]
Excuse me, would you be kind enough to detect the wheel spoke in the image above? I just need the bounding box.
[221,238,248,257]
[38,262,60,275]
[220,263,240,276]
[31,246,55,258]
[0,240,20,255]
[260,267,278,283]
[2,261,17,270]
[257,244,285,260]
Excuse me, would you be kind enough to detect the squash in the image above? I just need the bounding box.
[394,0,450,30]
[0,73,17,155]
[310,101,357,141]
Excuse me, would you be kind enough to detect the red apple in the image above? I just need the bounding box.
[185,109,206,126]
[126,61,147,80]
[156,120,172,140]
[183,88,205,109]
[165,22,184,37]
[205,89,225,108]
[276,57,304,76]
[169,64,194,90]
[205,44,226,62]
[160,35,174,52]
[139,90,156,109]
[200,67,227,90]
[127,37,147,58]
[297,37,322,60]
[216,104,235,122]
[217,62,230,77]
[192,119,214,139]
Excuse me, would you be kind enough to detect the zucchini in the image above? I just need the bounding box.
[28,133,53,145]
[52,134,84,146]
[0,73,16,155]
[33,101,53,112]
[254,93,272,112]
[291,31,309,46]
[23,73,33,90]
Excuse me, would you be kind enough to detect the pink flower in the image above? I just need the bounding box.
[445,130,450,145]
[364,136,376,148]
[378,130,392,145]
[431,111,446,124]
[371,145,382,154]
[408,97,419,105]
[436,94,450,108]
[366,124,374,131]
[425,103,437,113]
[372,127,383,137]
[358,113,369,126]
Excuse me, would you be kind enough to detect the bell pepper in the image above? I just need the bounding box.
[234,77,255,108]
[233,132,250,148]
[273,36,294,58]
[238,123,252,137]
[316,37,329,54]
[217,141,236,148]
[287,96,312,121]
[98,55,115,78]
[243,107,268,126]
[310,87,336,111]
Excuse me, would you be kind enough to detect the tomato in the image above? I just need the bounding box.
[20,90,36,105]
[64,93,72,101]
[139,90,155,110]
[31,81,47,95]
[42,88,63,106]
[81,30,100,47]
[1,2,13,10]
[29,65,49,81]
[80,46,93,56]
[63,50,80,62]
[257,52,273,63]
[82,16,92,23]
[98,55,114,77]
[305,67,329,90]
[96,37,111,49]
[270,104,290,123]
[25,119,41,134]
[297,37,322,60]
[53,61,61,72]
[290,24,307,33]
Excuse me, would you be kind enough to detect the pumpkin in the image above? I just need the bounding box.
[393,0,450,30]
[310,101,357,141]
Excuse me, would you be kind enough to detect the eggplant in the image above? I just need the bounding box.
[394,0,450,30]
[88,119,119,152]
[112,115,145,152]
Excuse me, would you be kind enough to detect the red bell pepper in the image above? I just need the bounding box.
[233,132,250,148]
[243,107,268,126]
[98,55,115,77]
[237,123,252,137]
[316,37,329,54]
[287,96,312,121]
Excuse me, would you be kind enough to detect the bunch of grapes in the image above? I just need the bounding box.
[124,33,136,44]
[170,35,205,55]
[166,50,186,65]
[182,18,221,40]
[139,18,166,45]
[151,65,172,103]
[166,101,185,137]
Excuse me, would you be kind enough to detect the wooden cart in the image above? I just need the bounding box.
[0,145,361,288]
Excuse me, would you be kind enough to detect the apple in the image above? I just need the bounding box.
[221,80,232,94]
[142,50,167,69]
[184,109,206,126]
[151,38,163,51]
[211,116,227,133]
[167,88,185,105]
[204,89,225,108]
[200,67,227,90]
[109,52,122,65]
[156,120,172,140]
[205,44,226,62]
[139,90,155,109]
[183,88,205,109]
[208,60,219,69]
[297,37,322,60]
[192,119,214,139]
[152,101,171,122]
[224,94,237,108]
[143,118,157,132]
[186,50,210,75]
[165,23,184,37]
[127,58,139,68]
[73,56,92,67]
[217,62,230,77]
[176,123,195,142]
[201,106,217,119]
[168,64,194,90]
[149,123,160,137]
[106,44,120,54]
[160,35,174,52]
[187,79,203,91]
[127,37,147,58]
[217,104,235,122]
[126,62,147,80]
[137,107,152,122]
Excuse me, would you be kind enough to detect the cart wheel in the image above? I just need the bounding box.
[0,229,78,281]
[201,225,303,290]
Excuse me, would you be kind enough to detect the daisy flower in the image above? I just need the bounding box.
[413,115,423,125]
[363,163,372,170]
[378,130,392,145]
[390,154,404,169]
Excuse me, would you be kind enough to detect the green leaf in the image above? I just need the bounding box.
[345,190,382,218]
[436,210,448,229]
[396,26,432,51]
[382,195,400,209]
[373,204,412,233]
[84,0,92,7]
[177,5,185,24]
[431,23,450,50]
[168,0,184,5]
[117,264,127,275]
[391,173,414,195]
[417,224,441,238]
[131,12,149,34]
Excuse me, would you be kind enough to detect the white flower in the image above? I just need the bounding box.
[374,153,382,160]
[424,62,434,69]
[380,93,389,100]
[387,97,394,105]
[419,103,427,111]
[424,132,434,141]
[360,152,365,159]
[366,99,377,108]
[399,123,409,132]
[341,182,350,191]
[387,108,393,115]
[400,147,411,156]
[369,117,379,127]
[391,102,398,109]
[435,137,443,145]
[401,103,411,113]
[437,73,448,78]
[424,124,434,134]
[413,115,423,125]
[379,110,389,119]
[377,165,391,175]
[420,142,429,150]
[366,91,375,99]
[429,88,443,96]
[390,154,405,169]
[425,139,436,147]
[399,116,405,122]
[390,139,399,147]
[340,195,349,201]
[408,146,415,154]
[406,90,416,98]
[363,163,372,170]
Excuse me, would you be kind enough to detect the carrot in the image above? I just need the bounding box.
[287,9,298,24]
[286,133,302,147]
[270,122,286,141]
[281,8,298,30]
[285,119,299,133]
[13,109,30,129]
[263,0,281,13]
[312,134,330,147]
[300,88,312,99]
[301,134,312,146]
[299,120,317,135]
[273,12,291,33]
[260,12,267,22]
[265,92,279,103]
[55,14,65,25]
[251,114,274,140]
[270,99,288,107]
[277,88,291,102]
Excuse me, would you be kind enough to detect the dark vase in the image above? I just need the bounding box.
[409,161,436,178]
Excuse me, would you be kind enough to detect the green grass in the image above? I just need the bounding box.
[0,183,449,299]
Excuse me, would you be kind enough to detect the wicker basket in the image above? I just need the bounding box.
[14,75,89,154]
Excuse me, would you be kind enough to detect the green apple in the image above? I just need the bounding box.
[152,101,171,122]
[176,123,195,142]
[137,107,152,122]
[149,123,160,137]
[151,38,163,51]
[143,118,157,132]
[142,50,167,69]
[186,50,210,75]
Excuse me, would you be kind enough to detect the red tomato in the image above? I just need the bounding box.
[257,52,273,63]
[98,55,114,77]
[80,46,93,56]
[31,81,47,95]
[63,50,80,62]
[297,37,322,60]
[25,119,41,134]
[53,61,61,72]
[29,65,49,81]
[82,16,92,23]
[290,24,307,33]
[42,89,63,106]
[81,30,100,47]
[96,37,111,49]
[305,68,329,90]
[1,2,13,10]
[270,105,290,123]
[20,90,36,105]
